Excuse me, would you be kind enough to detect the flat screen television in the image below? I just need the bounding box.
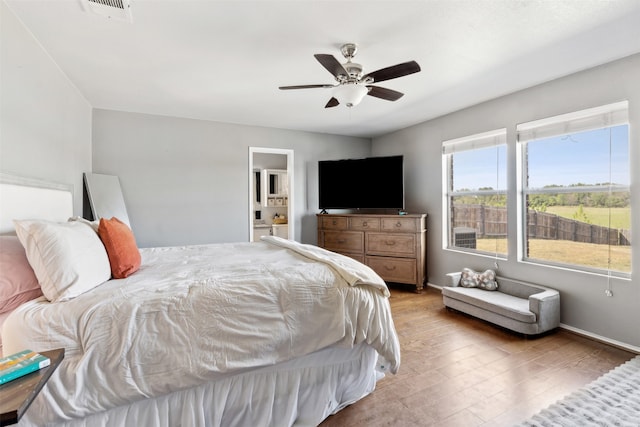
[318,155,404,211]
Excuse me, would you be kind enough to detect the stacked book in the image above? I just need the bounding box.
[0,349,51,385]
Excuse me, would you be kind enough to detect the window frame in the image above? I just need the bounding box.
[442,128,508,258]
[516,101,631,277]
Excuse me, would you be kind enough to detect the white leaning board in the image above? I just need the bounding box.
[83,173,131,227]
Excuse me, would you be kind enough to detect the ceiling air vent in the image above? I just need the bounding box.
[81,0,133,23]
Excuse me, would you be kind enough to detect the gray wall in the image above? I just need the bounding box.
[0,2,92,215]
[91,109,370,247]
[372,53,640,349]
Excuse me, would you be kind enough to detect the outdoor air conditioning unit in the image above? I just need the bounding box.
[80,0,133,23]
[453,227,477,249]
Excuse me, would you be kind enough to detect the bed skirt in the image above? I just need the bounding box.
[20,343,381,427]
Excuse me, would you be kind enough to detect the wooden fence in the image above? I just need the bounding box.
[453,205,507,237]
[453,204,631,246]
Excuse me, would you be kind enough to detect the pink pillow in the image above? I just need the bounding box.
[0,236,43,313]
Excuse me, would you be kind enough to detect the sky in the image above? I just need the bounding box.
[452,145,506,191]
[452,125,629,192]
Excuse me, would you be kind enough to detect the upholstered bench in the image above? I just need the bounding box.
[442,271,560,335]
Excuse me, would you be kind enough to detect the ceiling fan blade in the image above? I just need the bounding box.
[367,86,404,101]
[279,84,336,90]
[314,54,349,79]
[363,60,421,83]
[325,97,340,108]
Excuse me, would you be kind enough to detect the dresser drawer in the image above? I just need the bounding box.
[366,233,416,257]
[381,217,420,233]
[321,216,348,230]
[366,256,417,284]
[349,217,380,231]
[323,230,364,253]
[338,252,365,264]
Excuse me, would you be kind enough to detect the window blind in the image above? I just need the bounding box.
[442,128,507,154]
[517,101,628,143]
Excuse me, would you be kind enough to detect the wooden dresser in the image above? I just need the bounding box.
[317,213,427,292]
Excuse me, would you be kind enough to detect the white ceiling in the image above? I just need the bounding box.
[6,0,640,138]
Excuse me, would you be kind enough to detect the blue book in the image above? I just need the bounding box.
[0,349,51,385]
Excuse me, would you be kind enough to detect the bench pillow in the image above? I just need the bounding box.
[460,268,498,291]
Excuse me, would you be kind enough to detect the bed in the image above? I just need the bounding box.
[0,173,400,427]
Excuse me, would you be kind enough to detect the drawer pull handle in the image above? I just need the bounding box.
[385,265,397,271]
[385,240,396,246]
[362,221,368,227]
[395,222,402,228]
[337,239,346,244]
[332,220,337,225]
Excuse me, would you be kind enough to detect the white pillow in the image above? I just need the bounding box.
[14,219,111,302]
[68,216,100,232]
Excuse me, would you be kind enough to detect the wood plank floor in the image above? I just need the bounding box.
[321,286,636,427]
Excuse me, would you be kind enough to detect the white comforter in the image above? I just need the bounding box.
[3,237,400,423]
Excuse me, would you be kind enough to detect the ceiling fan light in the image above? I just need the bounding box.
[333,84,368,107]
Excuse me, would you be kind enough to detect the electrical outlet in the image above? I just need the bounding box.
[605,289,613,297]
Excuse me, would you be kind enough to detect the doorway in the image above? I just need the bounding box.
[248,147,294,241]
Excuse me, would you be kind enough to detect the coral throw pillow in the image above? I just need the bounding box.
[98,217,141,279]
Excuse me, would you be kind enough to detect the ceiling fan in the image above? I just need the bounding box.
[279,43,421,108]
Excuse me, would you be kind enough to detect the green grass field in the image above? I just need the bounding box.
[545,206,631,230]
[476,238,631,272]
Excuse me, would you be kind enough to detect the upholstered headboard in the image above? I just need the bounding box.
[0,173,73,235]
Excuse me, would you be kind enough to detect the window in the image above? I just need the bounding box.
[517,101,631,276]
[442,129,507,256]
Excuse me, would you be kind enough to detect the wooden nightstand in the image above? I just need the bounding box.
[0,348,65,426]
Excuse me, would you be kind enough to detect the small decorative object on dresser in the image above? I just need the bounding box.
[317,213,427,292]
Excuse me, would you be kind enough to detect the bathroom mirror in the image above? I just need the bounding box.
[262,169,288,206]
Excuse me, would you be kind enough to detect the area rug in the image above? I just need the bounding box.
[517,355,640,426]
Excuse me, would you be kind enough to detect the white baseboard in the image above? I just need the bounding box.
[559,323,640,354]
[426,282,639,354]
